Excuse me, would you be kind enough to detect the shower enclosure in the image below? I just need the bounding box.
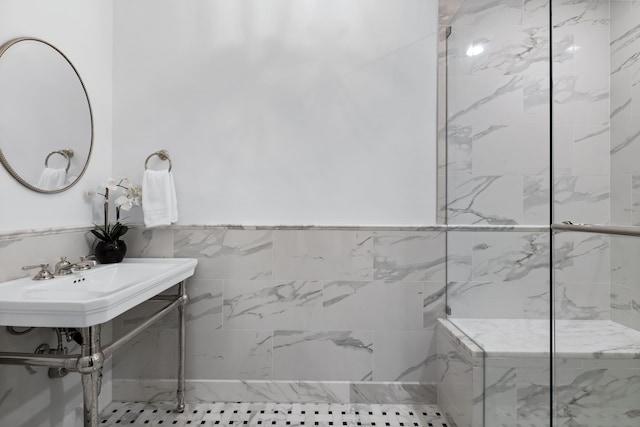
[438,0,640,426]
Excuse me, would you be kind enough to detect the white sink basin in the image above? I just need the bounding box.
[0,258,197,327]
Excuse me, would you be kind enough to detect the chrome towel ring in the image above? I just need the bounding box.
[145,150,172,172]
[45,148,74,172]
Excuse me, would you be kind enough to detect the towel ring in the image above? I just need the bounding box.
[44,149,74,172]
[145,150,172,172]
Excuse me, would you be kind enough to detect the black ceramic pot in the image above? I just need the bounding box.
[95,240,127,264]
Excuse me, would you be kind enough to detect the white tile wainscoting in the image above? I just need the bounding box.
[113,226,448,404]
[112,380,436,406]
[0,223,624,427]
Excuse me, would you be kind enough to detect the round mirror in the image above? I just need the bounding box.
[0,37,93,193]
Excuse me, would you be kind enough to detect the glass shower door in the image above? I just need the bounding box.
[552,227,640,427]
[551,0,640,426]
[438,0,553,426]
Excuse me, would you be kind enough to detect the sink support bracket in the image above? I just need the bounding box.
[177,280,187,412]
[78,325,102,427]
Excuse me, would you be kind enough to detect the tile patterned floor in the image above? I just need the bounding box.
[100,402,451,427]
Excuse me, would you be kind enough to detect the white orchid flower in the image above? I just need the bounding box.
[127,185,143,205]
[114,195,133,211]
[107,177,133,192]
[106,178,119,191]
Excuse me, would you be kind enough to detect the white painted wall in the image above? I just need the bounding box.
[0,0,113,232]
[113,0,438,225]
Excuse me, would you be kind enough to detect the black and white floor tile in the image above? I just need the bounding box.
[100,402,451,427]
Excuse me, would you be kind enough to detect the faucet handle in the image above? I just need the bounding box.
[80,255,97,267]
[22,264,55,281]
[54,257,73,275]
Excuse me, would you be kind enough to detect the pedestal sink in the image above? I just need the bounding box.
[0,257,198,427]
[0,257,197,327]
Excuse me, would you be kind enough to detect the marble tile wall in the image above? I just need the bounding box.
[0,229,113,427]
[443,0,551,225]
[610,0,640,226]
[436,320,484,427]
[552,8,640,427]
[439,3,620,427]
[438,0,555,337]
[440,0,611,299]
[438,318,640,427]
[553,0,611,226]
[554,232,612,321]
[113,227,447,403]
[481,357,553,427]
[439,0,613,322]
[480,356,640,427]
[554,358,640,427]
[608,1,640,334]
[610,235,640,331]
[447,231,552,319]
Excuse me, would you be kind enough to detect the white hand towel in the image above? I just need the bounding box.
[36,167,67,191]
[142,170,178,227]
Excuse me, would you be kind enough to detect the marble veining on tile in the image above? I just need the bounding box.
[554,366,640,427]
[149,223,551,232]
[471,26,549,76]
[437,319,484,366]
[0,224,93,240]
[185,330,273,380]
[436,323,483,427]
[554,233,610,284]
[273,231,373,281]
[472,231,550,283]
[552,0,609,30]
[523,175,551,223]
[186,279,224,328]
[174,229,273,280]
[349,383,437,405]
[450,0,523,26]
[373,232,446,282]
[273,331,374,381]
[451,318,640,358]
[554,281,610,320]
[112,379,436,405]
[447,175,523,224]
[423,284,447,329]
[322,281,425,331]
[554,176,610,224]
[123,227,174,258]
[171,224,454,231]
[611,283,640,331]
[372,331,438,382]
[223,280,323,330]
[446,124,472,175]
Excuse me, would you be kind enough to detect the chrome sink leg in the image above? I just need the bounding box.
[78,326,103,427]
[176,280,187,413]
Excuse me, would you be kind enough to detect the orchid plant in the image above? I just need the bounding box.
[91,177,142,243]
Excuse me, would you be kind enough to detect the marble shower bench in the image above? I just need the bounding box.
[437,318,640,427]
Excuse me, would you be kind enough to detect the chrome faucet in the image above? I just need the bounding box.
[22,264,55,280]
[80,254,98,264]
[54,257,73,275]
[54,256,97,275]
